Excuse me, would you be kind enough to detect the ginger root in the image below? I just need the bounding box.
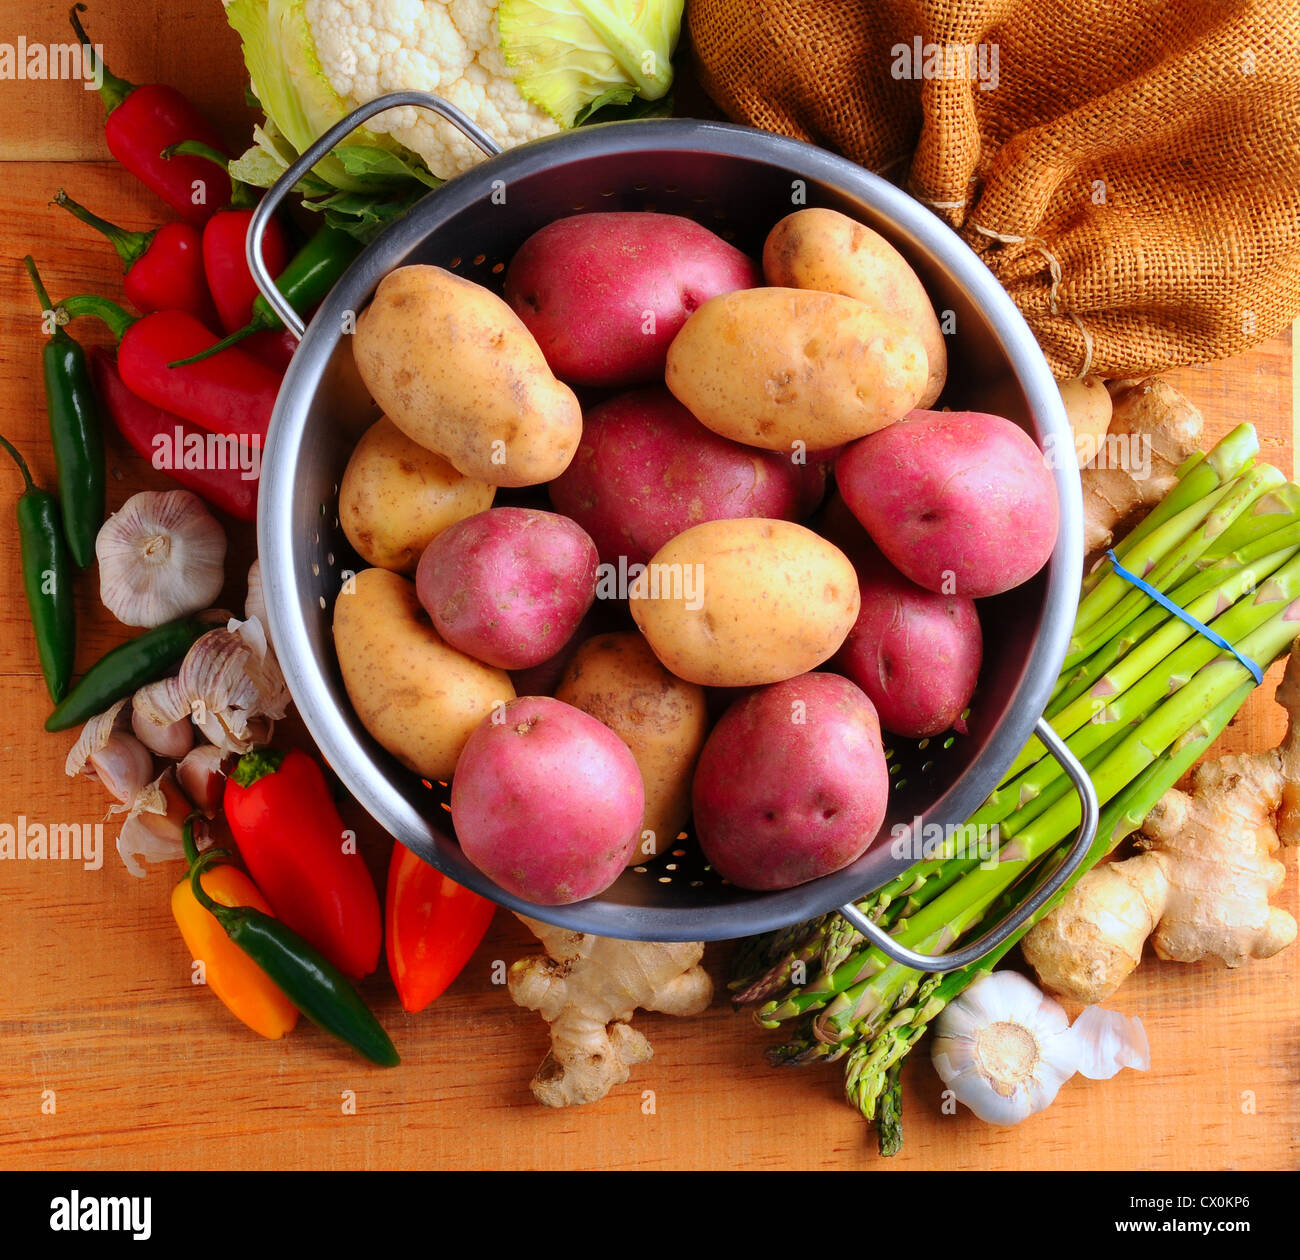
[1081,378,1204,554]
[508,914,713,1107]
[1023,649,1300,1003]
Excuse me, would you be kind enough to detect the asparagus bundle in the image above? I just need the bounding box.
[732,424,1300,1152]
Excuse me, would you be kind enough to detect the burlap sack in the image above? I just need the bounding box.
[689,0,1300,378]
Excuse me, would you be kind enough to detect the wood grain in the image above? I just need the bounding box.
[0,0,1296,1173]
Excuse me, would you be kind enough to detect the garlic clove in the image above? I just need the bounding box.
[133,674,190,728]
[96,490,227,628]
[115,767,200,877]
[1070,1006,1151,1079]
[131,694,196,759]
[245,558,270,648]
[177,744,229,818]
[90,737,156,808]
[64,699,155,806]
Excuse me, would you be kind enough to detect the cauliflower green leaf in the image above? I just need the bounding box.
[498,0,684,127]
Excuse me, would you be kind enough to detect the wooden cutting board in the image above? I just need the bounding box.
[0,2,1295,1172]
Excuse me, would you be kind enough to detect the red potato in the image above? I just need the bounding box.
[549,387,804,565]
[692,673,889,891]
[836,409,1059,599]
[504,212,760,387]
[416,507,598,670]
[834,546,982,738]
[450,697,645,904]
[507,604,609,697]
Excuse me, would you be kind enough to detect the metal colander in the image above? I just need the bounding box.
[253,93,1096,962]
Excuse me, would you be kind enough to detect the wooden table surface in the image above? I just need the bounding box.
[0,2,1296,1173]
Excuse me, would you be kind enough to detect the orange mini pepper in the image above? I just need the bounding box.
[386,842,496,1013]
[171,864,299,1040]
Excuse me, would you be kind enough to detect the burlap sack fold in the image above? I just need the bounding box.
[689,0,1300,378]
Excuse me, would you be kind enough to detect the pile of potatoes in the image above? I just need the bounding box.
[333,206,1059,905]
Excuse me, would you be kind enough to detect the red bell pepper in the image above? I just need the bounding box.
[91,350,257,522]
[53,190,218,328]
[224,748,383,981]
[60,295,278,448]
[71,5,229,225]
[385,843,496,1012]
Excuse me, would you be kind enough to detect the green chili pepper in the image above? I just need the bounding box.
[45,615,209,731]
[168,225,361,367]
[183,818,399,1067]
[24,256,105,568]
[0,434,75,703]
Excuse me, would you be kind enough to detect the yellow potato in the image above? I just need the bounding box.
[764,208,947,407]
[665,287,927,452]
[628,519,860,687]
[334,567,514,780]
[1058,376,1113,470]
[555,632,709,863]
[353,265,581,487]
[340,416,495,573]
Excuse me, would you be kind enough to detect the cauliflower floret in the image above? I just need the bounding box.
[307,0,562,179]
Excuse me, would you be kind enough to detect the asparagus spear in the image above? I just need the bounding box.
[876,1062,905,1157]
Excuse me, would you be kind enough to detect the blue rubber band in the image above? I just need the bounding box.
[1104,549,1264,686]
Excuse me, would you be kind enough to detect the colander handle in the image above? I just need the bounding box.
[836,718,1099,973]
[246,91,503,338]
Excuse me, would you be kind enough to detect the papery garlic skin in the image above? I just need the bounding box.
[96,490,227,627]
[1071,1005,1151,1079]
[931,969,1148,1126]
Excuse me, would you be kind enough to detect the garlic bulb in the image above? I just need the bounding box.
[931,970,1150,1125]
[64,699,154,806]
[132,617,290,753]
[96,490,226,627]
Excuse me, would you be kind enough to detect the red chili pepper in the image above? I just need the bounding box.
[244,329,298,373]
[385,842,496,1013]
[53,190,218,328]
[71,6,229,226]
[203,207,292,335]
[224,748,383,981]
[60,296,277,448]
[90,350,257,522]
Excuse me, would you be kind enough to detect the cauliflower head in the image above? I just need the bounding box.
[307,0,562,180]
